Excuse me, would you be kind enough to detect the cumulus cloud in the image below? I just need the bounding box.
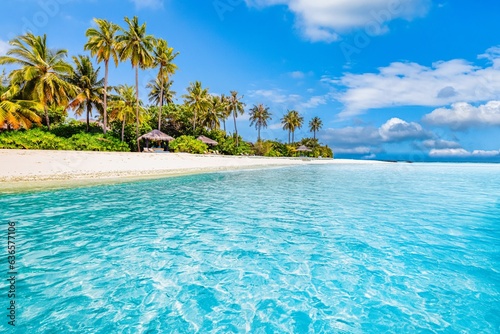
[378,117,430,141]
[429,148,500,157]
[129,0,163,10]
[248,88,302,106]
[289,71,305,79]
[423,101,500,130]
[333,48,500,117]
[245,0,430,42]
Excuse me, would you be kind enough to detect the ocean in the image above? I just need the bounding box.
[1,163,499,333]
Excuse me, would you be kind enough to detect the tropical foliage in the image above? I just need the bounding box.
[0,18,333,158]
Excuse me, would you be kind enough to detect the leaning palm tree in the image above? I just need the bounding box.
[182,81,210,132]
[309,116,323,140]
[117,16,155,151]
[0,33,78,130]
[227,90,245,146]
[0,84,42,130]
[249,103,272,141]
[66,55,104,132]
[151,38,178,130]
[84,18,120,134]
[108,85,140,142]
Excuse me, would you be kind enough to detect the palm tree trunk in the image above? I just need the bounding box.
[158,74,164,130]
[258,126,261,142]
[292,130,295,143]
[121,116,126,142]
[135,66,140,152]
[223,120,226,132]
[44,105,50,131]
[313,130,316,140]
[103,59,109,134]
[288,130,290,144]
[86,103,91,132]
[233,111,238,146]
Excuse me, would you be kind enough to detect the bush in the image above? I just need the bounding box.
[169,135,208,154]
[0,128,130,152]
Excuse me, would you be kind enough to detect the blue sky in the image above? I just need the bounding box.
[1,0,499,161]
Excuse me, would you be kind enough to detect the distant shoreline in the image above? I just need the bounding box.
[0,149,387,193]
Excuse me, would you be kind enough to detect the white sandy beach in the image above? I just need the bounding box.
[0,149,385,191]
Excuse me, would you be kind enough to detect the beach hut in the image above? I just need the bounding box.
[197,135,218,146]
[296,145,312,157]
[138,130,175,152]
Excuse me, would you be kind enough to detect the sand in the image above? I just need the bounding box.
[0,149,385,192]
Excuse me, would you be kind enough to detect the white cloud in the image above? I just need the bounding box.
[423,101,500,130]
[378,117,430,142]
[245,0,430,42]
[333,146,373,154]
[422,139,461,149]
[0,39,9,56]
[289,71,305,79]
[248,89,302,106]
[129,0,163,10]
[334,48,500,117]
[429,148,500,157]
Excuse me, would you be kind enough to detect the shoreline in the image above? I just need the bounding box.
[0,149,386,193]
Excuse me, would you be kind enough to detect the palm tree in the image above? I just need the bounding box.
[67,55,104,132]
[0,84,42,130]
[249,103,272,141]
[84,18,120,134]
[220,93,231,132]
[108,85,140,142]
[309,116,323,140]
[281,110,304,143]
[202,95,226,131]
[228,90,245,146]
[182,81,210,132]
[117,16,155,151]
[0,33,78,130]
[147,78,175,129]
[152,38,178,130]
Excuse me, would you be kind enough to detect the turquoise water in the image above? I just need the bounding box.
[1,163,499,333]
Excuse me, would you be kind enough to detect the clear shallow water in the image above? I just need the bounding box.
[1,163,499,333]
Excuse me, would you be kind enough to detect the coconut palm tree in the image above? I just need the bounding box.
[109,85,139,142]
[0,33,78,130]
[117,16,155,151]
[228,90,245,146]
[202,95,226,131]
[249,103,272,141]
[152,38,178,130]
[281,110,304,143]
[66,55,104,132]
[220,93,231,132]
[147,78,175,129]
[84,18,120,134]
[0,84,42,130]
[309,116,323,140]
[182,81,210,132]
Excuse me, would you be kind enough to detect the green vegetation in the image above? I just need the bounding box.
[169,135,208,154]
[0,17,333,157]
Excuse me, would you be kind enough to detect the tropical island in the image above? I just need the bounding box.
[0,16,333,159]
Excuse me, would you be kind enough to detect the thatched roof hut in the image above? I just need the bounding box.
[138,130,175,142]
[197,135,218,146]
[296,145,312,152]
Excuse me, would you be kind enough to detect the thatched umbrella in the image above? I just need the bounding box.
[138,130,175,151]
[296,145,312,152]
[197,135,218,146]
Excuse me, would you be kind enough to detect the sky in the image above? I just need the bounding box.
[1,0,499,162]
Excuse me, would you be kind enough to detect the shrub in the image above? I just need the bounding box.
[68,133,130,152]
[169,135,208,154]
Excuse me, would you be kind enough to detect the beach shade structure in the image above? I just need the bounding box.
[197,135,218,146]
[296,145,312,152]
[138,130,175,152]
